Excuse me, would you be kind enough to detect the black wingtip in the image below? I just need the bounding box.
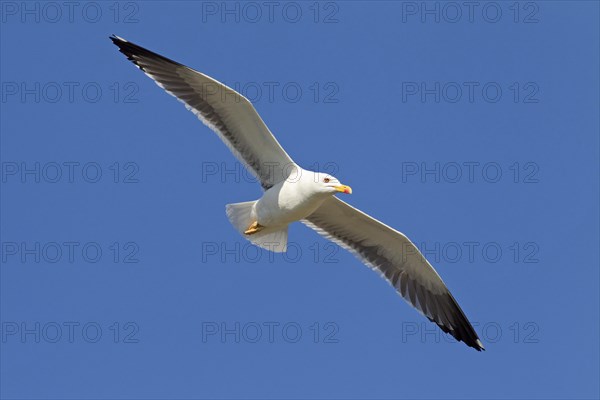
[425,292,486,352]
[468,338,485,352]
[477,339,486,351]
[431,317,485,351]
[464,334,485,352]
[109,34,183,71]
[109,34,125,45]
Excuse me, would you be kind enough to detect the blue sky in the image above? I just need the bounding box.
[1,1,599,399]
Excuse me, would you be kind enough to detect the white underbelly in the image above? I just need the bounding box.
[255,183,325,227]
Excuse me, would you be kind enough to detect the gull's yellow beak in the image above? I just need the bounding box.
[334,185,352,194]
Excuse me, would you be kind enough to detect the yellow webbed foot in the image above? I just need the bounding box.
[244,221,264,235]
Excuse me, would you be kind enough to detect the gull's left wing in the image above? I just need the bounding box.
[303,197,484,351]
[110,35,295,189]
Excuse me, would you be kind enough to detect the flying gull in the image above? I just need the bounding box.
[110,35,485,351]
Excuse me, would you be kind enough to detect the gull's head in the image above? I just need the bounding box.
[312,172,352,195]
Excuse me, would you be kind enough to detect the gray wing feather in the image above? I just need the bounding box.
[303,197,484,351]
[110,35,295,189]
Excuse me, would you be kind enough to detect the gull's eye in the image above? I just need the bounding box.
[323,177,330,183]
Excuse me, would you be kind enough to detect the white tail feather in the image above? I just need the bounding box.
[225,202,289,253]
[225,201,256,233]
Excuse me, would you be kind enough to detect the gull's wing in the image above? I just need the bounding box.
[303,197,484,351]
[110,35,295,189]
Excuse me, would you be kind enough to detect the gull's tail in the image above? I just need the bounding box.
[225,201,288,253]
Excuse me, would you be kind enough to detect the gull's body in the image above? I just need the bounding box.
[254,168,336,227]
[111,35,485,351]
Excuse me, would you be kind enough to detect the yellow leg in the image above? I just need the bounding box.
[244,221,264,235]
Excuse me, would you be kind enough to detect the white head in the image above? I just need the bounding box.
[306,171,352,196]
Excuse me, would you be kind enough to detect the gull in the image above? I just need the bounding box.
[110,35,485,351]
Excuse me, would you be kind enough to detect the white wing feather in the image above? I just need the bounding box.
[110,35,295,189]
[304,197,484,351]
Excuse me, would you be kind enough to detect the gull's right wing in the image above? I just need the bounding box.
[110,35,296,189]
